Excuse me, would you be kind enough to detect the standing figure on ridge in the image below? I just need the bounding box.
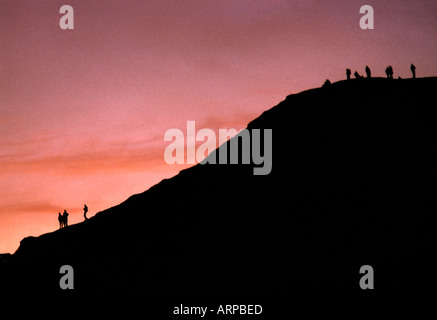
[58,212,63,229]
[63,209,69,228]
[365,66,371,78]
[346,69,351,80]
[83,204,88,221]
[410,64,416,78]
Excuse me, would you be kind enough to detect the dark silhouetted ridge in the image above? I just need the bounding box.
[2,78,437,302]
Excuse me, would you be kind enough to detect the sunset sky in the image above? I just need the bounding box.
[1,0,437,253]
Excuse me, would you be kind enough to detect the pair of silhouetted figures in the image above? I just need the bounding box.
[58,210,69,229]
[58,204,88,229]
[385,66,394,79]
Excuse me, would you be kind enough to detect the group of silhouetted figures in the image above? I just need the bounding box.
[324,64,417,87]
[58,204,88,229]
[345,64,416,80]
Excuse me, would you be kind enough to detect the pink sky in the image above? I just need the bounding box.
[1,0,437,253]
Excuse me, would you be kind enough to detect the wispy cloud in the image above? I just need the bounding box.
[0,201,63,214]
[0,145,166,176]
[0,112,256,178]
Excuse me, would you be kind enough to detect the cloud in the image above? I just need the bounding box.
[0,141,167,177]
[196,112,258,132]
[0,201,63,214]
[0,112,259,178]
[0,132,59,153]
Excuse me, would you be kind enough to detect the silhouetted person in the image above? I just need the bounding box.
[58,212,63,229]
[63,210,69,228]
[346,69,351,80]
[354,71,362,79]
[322,79,331,88]
[410,64,416,78]
[83,204,88,221]
[365,66,371,78]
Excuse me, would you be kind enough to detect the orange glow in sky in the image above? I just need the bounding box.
[1,0,437,253]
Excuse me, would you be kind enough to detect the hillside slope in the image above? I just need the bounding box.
[2,77,436,299]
